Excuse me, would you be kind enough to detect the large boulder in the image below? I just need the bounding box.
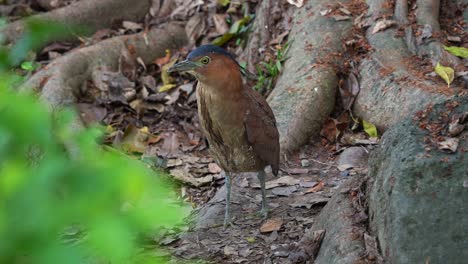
[368,96,467,263]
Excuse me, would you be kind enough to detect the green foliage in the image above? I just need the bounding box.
[253,42,290,93]
[0,19,187,264]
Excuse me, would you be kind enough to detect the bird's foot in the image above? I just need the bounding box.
[223,217,235,230]
[258,206,270,220]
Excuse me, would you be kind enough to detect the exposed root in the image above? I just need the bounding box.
[267,0,354,153]
[414,0,461,66]
[353,0,457,131]
[21,23,187,109]
[1,0,152,47]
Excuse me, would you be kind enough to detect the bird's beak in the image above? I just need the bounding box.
[167,60,200,73]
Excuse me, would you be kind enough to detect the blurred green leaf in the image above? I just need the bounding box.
[0,18,187,264]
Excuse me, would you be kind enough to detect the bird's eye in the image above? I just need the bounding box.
[200,56,211,65]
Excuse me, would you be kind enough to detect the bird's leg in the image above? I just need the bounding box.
[257,170,268,219]
[224,172,233,228]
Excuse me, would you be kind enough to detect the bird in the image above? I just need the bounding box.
[168,45,280,227]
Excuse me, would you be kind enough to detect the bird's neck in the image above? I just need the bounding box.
[198,75,244,99]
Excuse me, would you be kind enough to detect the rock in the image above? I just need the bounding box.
[338,147,368,169]
[301,159,310,167]
[368,97,468,263]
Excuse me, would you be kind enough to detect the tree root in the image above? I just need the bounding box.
[1,0,152,46]
[353,0,454,131]
[267,0,353,153]
[21,23,187,109]
[414,0,461,67]
[19,22,186,157]
[290,177,370,264]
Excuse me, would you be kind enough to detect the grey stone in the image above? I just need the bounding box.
[338,147,369,169]
[368,97,468,263]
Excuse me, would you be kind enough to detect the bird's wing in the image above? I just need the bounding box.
[243,89,280,175]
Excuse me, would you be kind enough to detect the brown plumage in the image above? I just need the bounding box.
[168,45,280,227]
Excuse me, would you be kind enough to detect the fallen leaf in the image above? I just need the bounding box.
[332,15,351,21]
[290,196,329,209]
[437,137,459,153]
[286,168,309,175]
[372,20,396,34]
[122,21,143,31]
[208,163,222,174]
[448,118,465,137]
[260,218,283,233]
[286,0,304,8]
[339,72,360,111]
[159,58,177,87]
[305,181,324,193]
[170,166,214,187]
[362,120,378,138]
[443,46,468,58]
[185,12,206,43]
[245,237,256,243]
[212,13,229,35]
[223,246,238,256]
[272,186,298,196]
[251,176,300,189]
[320,119,338,142]
[167,159,183,168]
[434,62,455,87]
[159,84,177,93]
[120,125,150,153]
[217,0,230,7]
[76,103,107,125]
[154,49,171,66]
[337,164,353,171]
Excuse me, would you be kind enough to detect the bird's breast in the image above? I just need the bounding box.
[196,84,264,172]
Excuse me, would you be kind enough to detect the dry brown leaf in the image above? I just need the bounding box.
[437,137,459,153]
[260,218,283,233]
[372,20,396,34]
[305,181,324,193]
[208,163,222,174]
[154,49,171,66]
[286,0,303,8]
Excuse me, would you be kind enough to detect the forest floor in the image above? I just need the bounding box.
[3,0,466,263]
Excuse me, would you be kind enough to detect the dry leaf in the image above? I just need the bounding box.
[251,176,301,189]
[208,163,222,174]
[154,49,171,66]
[260,218,283,233]
[372,20,396,34]
[437,137,459,153]
[305,181,324,193]
[286,0,304,8]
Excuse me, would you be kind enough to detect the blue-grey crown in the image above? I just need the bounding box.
[187,44,238,63]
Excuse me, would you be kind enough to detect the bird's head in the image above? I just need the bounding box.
[168,45,242,86]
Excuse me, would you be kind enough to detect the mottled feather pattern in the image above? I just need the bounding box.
[243,89,280,176]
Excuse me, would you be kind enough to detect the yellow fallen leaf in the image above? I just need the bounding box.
[362,119,378,138]
[443,46,468,58]
[159,84,177,93]
[160,57,178,88]
[434,62,454,87]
